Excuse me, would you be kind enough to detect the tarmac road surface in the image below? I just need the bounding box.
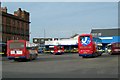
[1,53,119,78]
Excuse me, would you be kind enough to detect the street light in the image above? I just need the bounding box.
[29,32,31,42]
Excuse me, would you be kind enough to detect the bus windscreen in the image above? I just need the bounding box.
[80,36,91,46]
[113,43,120,48]
[10,42,24,49]
[80,36,90,41]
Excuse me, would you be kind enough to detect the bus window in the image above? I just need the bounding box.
[79,36,91,46]
[107,45,111,49]
[97,46,102,50]
[49,46,54,50]
[27,47,37,50]
[9,42,24,49]
[80,36,90,41]
[113,43,120,48]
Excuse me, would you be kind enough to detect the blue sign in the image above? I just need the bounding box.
[81,37,91,46]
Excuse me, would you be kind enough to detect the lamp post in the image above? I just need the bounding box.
[29,32,31,42]
[43,29,46,47]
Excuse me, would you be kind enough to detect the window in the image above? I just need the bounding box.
[80,36,90,41]
[34,39,38,42]
[2,17,6,24]
[26,30,29,35]
[15,20,18,26]
[12,19,15,26]
[6,26,11,33]
[98,33,101,36]
[107,45,111,49]
[26,23,29,30]
[12,27,16,34]
[113,43,120,48]
[6,18,11,25]
[10,42,24,49]
[17,21,20,27]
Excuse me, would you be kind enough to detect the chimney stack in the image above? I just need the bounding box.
[1,7,7,13]
[14,8,29,21]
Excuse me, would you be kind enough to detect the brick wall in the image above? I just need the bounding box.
[1,7,30,43]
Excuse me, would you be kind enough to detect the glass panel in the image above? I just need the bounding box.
[10,42,24,49]
[80,36,91,46]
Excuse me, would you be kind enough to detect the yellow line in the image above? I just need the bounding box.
[0,52,4,54]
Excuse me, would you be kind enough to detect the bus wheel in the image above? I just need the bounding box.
[82,56,87,58]
[14,59,21,62]
[92,53,97,57]
[14,59,18,61]
[29,54,33,61]
[99,53,102,56]
[35,54,38,59]
[33,54,37,60]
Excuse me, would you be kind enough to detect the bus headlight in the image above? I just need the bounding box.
[58,50,61,52]
[108,50,111,52]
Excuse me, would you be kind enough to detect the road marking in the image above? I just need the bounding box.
[0,52,4,54]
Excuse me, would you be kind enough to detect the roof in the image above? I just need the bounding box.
[2,11,30,23]
[70,34,79,38]
[91,28,120,37]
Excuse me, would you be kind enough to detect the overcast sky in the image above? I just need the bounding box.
[2,2,118,42]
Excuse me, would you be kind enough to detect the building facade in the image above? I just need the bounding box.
[0,7,30,43]
[33,34,79,53]
[91,28,120,43]
[91,28,120,49]
[33,38,61,45]
[33,34,79,45]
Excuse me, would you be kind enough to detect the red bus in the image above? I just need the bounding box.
[78,34,102,58]
[107,42,120,55]
[49,45,64,55]
[7,40,38,61]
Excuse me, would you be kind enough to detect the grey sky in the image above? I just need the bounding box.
[2,2,118,42]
